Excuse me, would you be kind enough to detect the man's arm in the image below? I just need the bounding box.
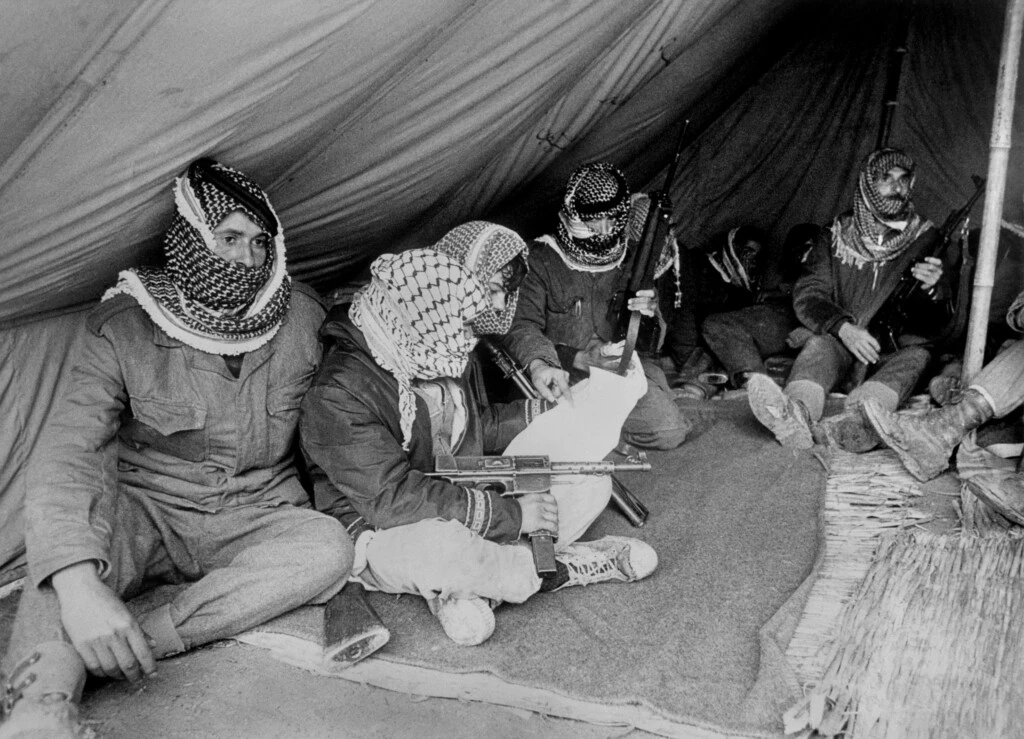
[25,310,155,681]
[791,231,855,336]
[299,380,523,542]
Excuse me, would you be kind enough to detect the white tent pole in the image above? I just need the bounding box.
[963,0,1024,380]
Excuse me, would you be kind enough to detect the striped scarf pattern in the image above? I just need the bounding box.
[349,249,490,450]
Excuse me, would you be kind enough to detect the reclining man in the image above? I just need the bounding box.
[863,287,1024,522]
[747,147,951,451]
[0,159,353,737]
[299,223,657,648]
[504,162,696,450]
[701,224,820,389]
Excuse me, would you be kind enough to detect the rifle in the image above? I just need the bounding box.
[608,119,690,375]
[428,452,652,575]
[868,175,986,353]
[323,582,391,668]
[477,335,650,528]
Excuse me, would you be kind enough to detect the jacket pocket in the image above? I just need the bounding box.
[546,295,588,348]
[121,398,207,462]
[266,371,314,458]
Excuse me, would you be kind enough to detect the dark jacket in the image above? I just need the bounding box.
[793,215,950,341]
[299,307,536,543]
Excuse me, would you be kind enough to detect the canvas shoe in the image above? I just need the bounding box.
[434,597,495,646]
[747,373,815,449]
[553,536,658,590]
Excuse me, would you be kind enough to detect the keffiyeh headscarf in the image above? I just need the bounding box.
[104,158,290,355]
[833,147,928,270]
[704,226,765,293]
[555,162,632,268]
[349,249,490,450]
[433,221,528,335]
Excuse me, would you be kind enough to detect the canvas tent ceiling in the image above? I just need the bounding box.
[2,0,1021,329]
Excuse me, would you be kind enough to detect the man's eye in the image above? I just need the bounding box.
[220,235,236,245]
[253,237,270,250]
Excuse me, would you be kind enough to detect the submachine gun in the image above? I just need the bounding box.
[608,119,690,375]
[868,175,986,353]
[428,450,651,575]
[478,336,651,529]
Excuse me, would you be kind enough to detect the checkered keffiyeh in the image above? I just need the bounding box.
[834,148,928,269]
[104,159,290,355]
[555,162,632,267]
[349,249,490,449]
[432,221,527,335]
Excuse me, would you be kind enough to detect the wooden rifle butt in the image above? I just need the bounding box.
[323,582,390,668]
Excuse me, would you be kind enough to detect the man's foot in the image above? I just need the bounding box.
[0,643,88,739]
[553,536,658,590]
[862,390,994,482]
[434,597,495,646]
[814,404,880,453]
[965,471,1024,526]
[747,374,814,449]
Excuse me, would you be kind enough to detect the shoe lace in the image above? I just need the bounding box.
[1,650,40,718]
[560,545,625,587]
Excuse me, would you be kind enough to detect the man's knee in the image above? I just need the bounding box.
[289,514,354,587]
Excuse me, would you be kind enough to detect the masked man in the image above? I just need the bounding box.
[300,225,656,648]
[0,159,352,738]
[747,148,950,451]
[504,162,696,450]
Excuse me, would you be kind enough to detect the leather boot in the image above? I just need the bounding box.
[747,373,814,449]
[0,642,87,739]
[862,389,994,481]
[814,403,881,453]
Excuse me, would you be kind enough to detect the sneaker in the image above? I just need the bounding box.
[434,597,495,646]
[553,536,658,590]
[747,373,814,449]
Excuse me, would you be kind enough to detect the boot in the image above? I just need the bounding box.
[862,389,994,482]
[814,404,880,453]
[747,373,815,449]
[965,471,1024,526]
[551,536,658,591]
[0,642,87,739]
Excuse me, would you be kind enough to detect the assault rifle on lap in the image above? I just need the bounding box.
[428,452,651,576]
[478,335,651,529]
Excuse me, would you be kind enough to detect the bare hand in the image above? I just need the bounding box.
[51,562,157,682]
[573,338,623,372]
[911,256,943,290]
[837,322,881,365]
[517,492,559,537]
[626,288,659,318]
[528,359,572,404]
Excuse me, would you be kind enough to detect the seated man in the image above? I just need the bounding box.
[0,160,352,737]
[504,162,695,450]
[701,224,820,389]
[863,289,1024,524]
[746,147,950,451]
[299,225,657,647]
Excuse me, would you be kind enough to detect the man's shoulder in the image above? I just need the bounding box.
[85,294,147,336]
[291,280,327,310]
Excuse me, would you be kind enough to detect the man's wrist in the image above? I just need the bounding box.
[49,561,101,595]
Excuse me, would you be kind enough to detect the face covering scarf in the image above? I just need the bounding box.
[104,159,290,355]
[349,248,490,450]
[432,220,528,335]
[554,162,631,269]
[833,147,928,271]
